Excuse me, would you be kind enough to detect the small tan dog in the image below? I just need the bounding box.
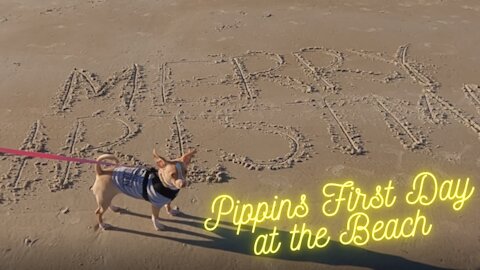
[91,148,196,230]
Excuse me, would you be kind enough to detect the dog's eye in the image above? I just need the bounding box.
[171,173,177,179]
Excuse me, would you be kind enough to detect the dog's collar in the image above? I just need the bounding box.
[143,167,179,201]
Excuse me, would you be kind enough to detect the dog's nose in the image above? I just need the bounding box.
[175,179,187,188]
[180,179,188,188]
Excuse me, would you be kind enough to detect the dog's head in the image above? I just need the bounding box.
[153,148,196,189]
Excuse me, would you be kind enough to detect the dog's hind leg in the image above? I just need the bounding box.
[95,193,115,230]
[95,197,111,230]
[92,174,119,230]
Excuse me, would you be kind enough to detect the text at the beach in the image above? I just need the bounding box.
[203,171,475,255]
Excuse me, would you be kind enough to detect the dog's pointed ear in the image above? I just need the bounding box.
[180,149,197,166]
[153,148,168,168]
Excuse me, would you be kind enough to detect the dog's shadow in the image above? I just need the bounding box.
[105,208,450,270]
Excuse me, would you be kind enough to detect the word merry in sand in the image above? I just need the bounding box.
[203,171,475,255]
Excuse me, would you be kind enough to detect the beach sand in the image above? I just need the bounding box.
[0,0,479,269]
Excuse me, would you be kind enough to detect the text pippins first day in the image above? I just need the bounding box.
[203,171,475,255]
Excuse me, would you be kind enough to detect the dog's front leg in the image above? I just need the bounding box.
[151,205,165,231]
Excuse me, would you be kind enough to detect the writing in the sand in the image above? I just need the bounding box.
[203,171,475,255]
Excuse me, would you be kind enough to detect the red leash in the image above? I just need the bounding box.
[0,147,119,166]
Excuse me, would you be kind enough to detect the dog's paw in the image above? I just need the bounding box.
[167,206,181,216]
[168,208,181,216]
[152,217,166,231]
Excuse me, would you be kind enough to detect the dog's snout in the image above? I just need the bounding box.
[175,179,187,188]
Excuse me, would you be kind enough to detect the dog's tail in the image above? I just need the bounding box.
[95,154,119,175]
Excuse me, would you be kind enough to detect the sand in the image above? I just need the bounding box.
[0,0,479,269]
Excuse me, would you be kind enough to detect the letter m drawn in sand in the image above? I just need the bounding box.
[52,65,145,113]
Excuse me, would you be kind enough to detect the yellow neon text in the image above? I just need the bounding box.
[253,226,282,255]
[203,171,475,255]
[204,195,234,232]
[406,172,475,211]
[322,180,397,217]
[339,209,432,246]
[289,223,330,251]
[203,194,309,234]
